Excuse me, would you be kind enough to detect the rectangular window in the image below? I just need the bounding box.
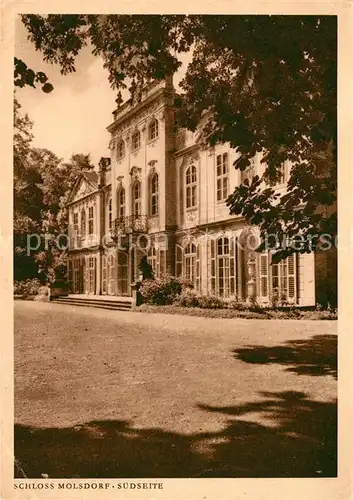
[88,207,94,235]
[148,119,159,141]
[185,165,197,209]
[73,213,79,248]
[118,189,125,218]
[175,245,183,278]
[260,253,297,304]
[73,213,79,234]
[216,153,229,202]
[270,254,297,303]
[210,239,216,294]
[149,174,159,217]
[195,245,201,292]
[132,131,141,151]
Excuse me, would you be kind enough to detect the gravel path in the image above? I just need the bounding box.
[14,301,337,478]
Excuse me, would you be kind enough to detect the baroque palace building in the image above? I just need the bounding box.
[66,77,335,306]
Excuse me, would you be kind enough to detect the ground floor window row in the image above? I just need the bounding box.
[68,255,97,294]
[175,237,297,303]
[68,241,298,303]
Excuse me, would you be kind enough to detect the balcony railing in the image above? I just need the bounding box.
[112,215,149,238]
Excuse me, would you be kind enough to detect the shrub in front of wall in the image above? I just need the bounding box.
[175,290,226,309]
[14,278,42,296]
[174,288,201,308]
[139,276,192,305]
[196,293,225,309]
[223,297,249,311]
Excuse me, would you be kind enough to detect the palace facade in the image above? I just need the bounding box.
[66,77,335,307]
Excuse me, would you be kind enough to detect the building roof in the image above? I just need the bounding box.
[66,170,99,207]
[82,170,98,186]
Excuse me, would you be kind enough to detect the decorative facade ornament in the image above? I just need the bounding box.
[185,210,197,223]
[156,109,166,122]
[246,254,257,302]
[117,175,124,188]
[129,166,142,181]
[122,131,130,144]
[98,157,111,172]
[72,180,95,203]
[188,152,199,164]
[108,137,116,151]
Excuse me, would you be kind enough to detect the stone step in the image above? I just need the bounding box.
[51,296,132,311]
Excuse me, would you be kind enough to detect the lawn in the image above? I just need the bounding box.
[14,301,337,478]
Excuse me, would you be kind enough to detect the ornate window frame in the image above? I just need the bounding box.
[131,179,142,216]
[131,129,141,152]
[185,163,198,210]
[147,117,159,142]
[116,138,125,160]
[216,152,229,202]
[148,171,159,217]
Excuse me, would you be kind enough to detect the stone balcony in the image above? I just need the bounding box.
[112,215,149,238]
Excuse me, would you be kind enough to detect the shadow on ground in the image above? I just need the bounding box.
[233,334,337,379]
[15,390,336,479]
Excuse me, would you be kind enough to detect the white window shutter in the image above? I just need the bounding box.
[196,244,201,292]
[259,253,269,301]
[210,239,216,294]
[287,254,297,303]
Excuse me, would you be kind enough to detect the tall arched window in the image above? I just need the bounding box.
[132,180,141,216]
[131,130,141,151]
[80,209,86,236]
[214,237,236,297]
[148,118,159,141]
[175,244,183,278]
[116,139,125,160]
[185,164,197,209]
[149,173,159,216]
[117,187,125,218]
[108,198,112,231]
[184,243,197,284]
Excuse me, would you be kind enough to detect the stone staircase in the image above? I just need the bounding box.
[50,294,133,311]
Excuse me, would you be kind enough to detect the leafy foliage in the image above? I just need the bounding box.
[14,57,53,93]
[13,98,95,281]
[14,278,42,296]
[176,289,224,309]
[17,15,337,259]
[139,276,192,305]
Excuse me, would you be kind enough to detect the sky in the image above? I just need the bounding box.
[15,16,188,167]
